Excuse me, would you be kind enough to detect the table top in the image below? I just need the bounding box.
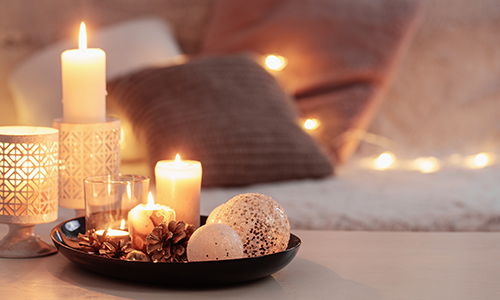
[1,209,499,300]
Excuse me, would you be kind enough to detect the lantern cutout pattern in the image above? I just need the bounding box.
[0,126,59,258]
[53,117,121,211]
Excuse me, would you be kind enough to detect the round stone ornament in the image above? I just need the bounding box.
[207,193,290,258]
[187,223,244,262]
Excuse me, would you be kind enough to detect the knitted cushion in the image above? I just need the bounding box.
[201,0,424,163]
[107,54,333,187]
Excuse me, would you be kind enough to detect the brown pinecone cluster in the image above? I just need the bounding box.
[78,229,133,259]
[146,220,195,262]
[78,220,195,263]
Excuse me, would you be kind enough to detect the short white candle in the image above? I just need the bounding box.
[155,154,202,228]
[61,22,106,123]
[95,221,130,244]
[128,192,176,252]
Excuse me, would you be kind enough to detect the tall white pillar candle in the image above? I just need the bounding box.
[61,22,106,123]
[155,154,202,228]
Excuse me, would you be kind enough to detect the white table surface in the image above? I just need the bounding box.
[1,208,499,300]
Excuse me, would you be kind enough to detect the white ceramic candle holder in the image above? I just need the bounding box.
[0,126,59,258]
[53,117,121,211]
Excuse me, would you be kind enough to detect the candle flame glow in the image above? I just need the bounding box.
[174,153,183,168]
[147,191,155,207]
[265,54,288,71]
[107,174,111,195]
[303,118,320,130]
[79,22,87,51]
[126,182,132,200]
[374,152,395,170]
[413,157,440,173]
[120,219,125,230]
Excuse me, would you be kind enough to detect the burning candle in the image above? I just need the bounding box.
[128,192,176,252]
[61,22,106,123]
[95,220,129,243]
[155,154,202,228]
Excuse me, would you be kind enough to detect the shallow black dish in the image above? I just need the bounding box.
[51,216,301,286]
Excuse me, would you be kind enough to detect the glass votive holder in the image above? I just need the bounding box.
[84,174,149,243]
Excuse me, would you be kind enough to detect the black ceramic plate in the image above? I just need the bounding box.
[51,216,301,286]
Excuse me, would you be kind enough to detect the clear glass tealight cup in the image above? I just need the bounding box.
[84,174,149,242]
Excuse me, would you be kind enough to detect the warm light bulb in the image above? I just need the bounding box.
[120,219,125,230]
[413,157,440,173]
[79,22,87,51]
[264,54,287,71]
[303,118,320,130]
[374,152,395,170]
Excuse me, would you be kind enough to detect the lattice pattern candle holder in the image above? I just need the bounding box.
[53,117,120,211]
[0,126,59,257]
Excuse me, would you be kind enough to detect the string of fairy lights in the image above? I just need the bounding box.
[260,54,496,173]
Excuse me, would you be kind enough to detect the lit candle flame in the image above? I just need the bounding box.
[146,191,155,208]
[120,219,125,230]
[374,152,395,170]
[174,153,183,168]
[413,157,440,173]
[264,54,288,71]
[79,22,87,51]
[303,118,320,130]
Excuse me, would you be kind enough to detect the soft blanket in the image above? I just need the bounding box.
[201,155,500,231]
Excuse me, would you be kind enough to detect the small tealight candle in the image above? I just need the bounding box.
[95,229,130,244]
[155,154,202,228]
[128,192,176,252]
[95,220,129,243]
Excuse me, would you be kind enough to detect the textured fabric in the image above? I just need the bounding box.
[200,159,500,231]
[201,0,424,163]
[107,54,333,187]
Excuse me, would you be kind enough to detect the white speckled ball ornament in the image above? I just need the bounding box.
[207,193,290,258]
[187,223,244,262]
[206,204,223,224]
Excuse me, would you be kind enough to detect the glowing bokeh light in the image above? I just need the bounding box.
[413,157,440,173]
[474,153,488,167]
[374,152,395,170]
[264,55,288,71]
[466,152,493,168]
[303,118,320,130]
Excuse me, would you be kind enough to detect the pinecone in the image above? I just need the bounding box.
[99,239,133,259]
[78,229,107,254]
[146,220,195,263]
[78,229,132,259]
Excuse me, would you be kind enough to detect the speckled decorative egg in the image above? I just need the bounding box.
[207,193,290,258]
[187,223,244,262]
[206,204,223,224]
